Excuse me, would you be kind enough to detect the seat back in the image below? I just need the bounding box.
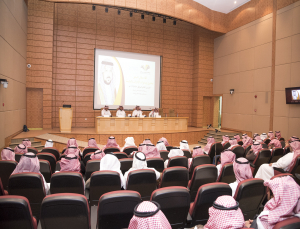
[189,164,218,201]
[166,146,173,151]
[0,178,7,196]
[37,153,56,175]
[41,193,90,229]
[0,196,37,229]
[167,156,188,168]
[234,178,266,219]
[289,156,300,175]
[119,158,133,174]
[41,147,60,161]
[85,159,100,181]
[127,169,157,200]
[238,141,243,146]
[245,145,252,155]
[232,146,245,158]
[83,152,93,165]
[89,171,121,206]
[50,172,84,195]
[208,142,223,162]
[97,190,142,229]
[146,158,164,172]
[113,152,128,159]
[39,160,51,183]
[61,148,67,155]
[270,148,284,163]
[15,153,23,162]
[253,149,272,175]
[104,147,120,154]
[123,147,138,155]
[160,167,189,188]
[82,147,99,158]
[217,163,235,184]
[189,155,211,175]
[0,160,17,190]
[189,183,232,225]
[264,139,271,145]
[273,217,300,229]
[223,142,231,149]
[182,150,192,158]
[28,147,38,154]
[151,187,190,229]
[160,150,169,161]
[280,141,286,148]
[8,172,46,219]
[55,161,61,172]
[284,146,291,155]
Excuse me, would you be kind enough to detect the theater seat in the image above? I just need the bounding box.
[189,155,211,177]
[166,146,173,151]
[83,152,93,166]
[0,178,8,196]
[39,159,52,183]
[231,145,245,159]
[41,147,60,161]
[208,142,223,163]
[15,153,23,162]
[113,152,128,159]
[97,190,142,229]
[146,157,164,172]
[269,147,284,163]
[151,187,190,229]
[103,147,120,154]
[0,160,17,190]
[245,144,252,155]
[273,217,300,229]
[41,193,90,229]
[37,153,57,175]
[217,163,235,184]
[182,150,192,158]
[82,147,99,158]
[123,146,138,155]
[50,172,84,195]
[89,171,121,206]
[188,164,217,202]
[234,178,265,219]
[85,159,100,181]
[160,150,169,161]
[127,169,157,200]
[159,166,189,188]
[253,149,272,175]
[28,147,38,154]
[0,196,37,229]
[167,156,188,168]
[264,139,271,145]
[119,158,133,174]
[55,161,61,171]
[189,183,232,226]
[238,140,243,146]
[223,142,231,149]
[8,172,46,220]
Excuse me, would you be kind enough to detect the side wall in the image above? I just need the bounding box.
[0,0,28,148]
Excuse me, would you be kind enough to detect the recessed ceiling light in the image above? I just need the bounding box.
[234,1,237,3]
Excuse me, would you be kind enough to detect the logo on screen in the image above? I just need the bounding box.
[141,65,150,71]
[292,90,300,101]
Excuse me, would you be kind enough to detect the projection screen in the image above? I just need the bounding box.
[94,49,161,110]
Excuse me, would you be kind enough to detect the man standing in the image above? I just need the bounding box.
[132,106,143,117]
[101,105,111,117]
[116,106,126,117]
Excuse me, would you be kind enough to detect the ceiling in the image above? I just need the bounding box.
[193,0,251,14]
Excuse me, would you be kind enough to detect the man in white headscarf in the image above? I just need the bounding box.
[116,106,126,117]
[260,133,268,141]
[156,141,167,151]
[180,140,190,152]
[124,152,160,189]
[132,106,143,117]
[44,139,53,148]
[164,147,184,168]
[101,105,111,117]
[122,137,137,151]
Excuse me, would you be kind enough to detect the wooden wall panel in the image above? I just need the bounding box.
[27,88,43,128]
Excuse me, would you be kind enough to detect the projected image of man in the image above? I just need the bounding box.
[292,90,300,100]
[98,60,119,105]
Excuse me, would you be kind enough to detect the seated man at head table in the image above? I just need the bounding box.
[101,105,111,117]
[149,108,160,117]
[116,105,126,117]
[132,105,143,117]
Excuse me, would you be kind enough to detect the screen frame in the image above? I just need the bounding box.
[285,87,300,104]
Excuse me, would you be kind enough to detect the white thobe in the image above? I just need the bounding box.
[101,109,111,116]
[149,111,159,117]
[229,180,238,197]
[216,164,221,178]
[132,110,143,117]
[116,110,126,117]
[255,152,294,182]
[123,167,160,189]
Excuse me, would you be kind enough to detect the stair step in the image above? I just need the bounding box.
[11,137,35,144]
[9,141,42,148]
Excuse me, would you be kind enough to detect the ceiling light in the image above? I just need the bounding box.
[234,1,237,3]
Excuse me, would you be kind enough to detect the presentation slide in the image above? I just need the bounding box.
[94,49,161,110]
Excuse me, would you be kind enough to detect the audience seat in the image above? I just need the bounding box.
[41,193,90,229]
[151,187,190,229]
[39,159,51,183]
[37,153,57,175]
[50,172,84,195]
[182,150,192,158]
[189,155,211,177]
[188,164,218,202]
[82,147,99,158]
[15,153,23,162]
[126,169,157,200]
[55,161,61,172]
[264,139,271,145]
[273,217,300,229]
[146,157,164,172]
[223,142,231,149]
[28,147,38,154]
[89,171,121,206]
[238,140,243,146]
[166,146,173,151]
[97,190,142,229]
[83,152,93,166]
[103,147,120,154]
[233,178,266,219]
[85,159,100,181]
[269,147,284,163]
[284,146,291,155]
[253,149,272,175]
[113,152,128,159]
[167,156,188,168]
[0,160,17,190]
[245,144,252,156]
[61,148,67,155]
[216,163,235,184]
[231,145,245,158]
[160,150,169,161]
[280,140,285,148]
[0,195,37,229]
[119,158,133,174]
[273,156,300,185]
[188,183,232,226]
[0,178,8,196]
[208,142,223,163]
[41,147,60,161]
[159,166,189,188]
[123,146,138,155]
[8,172,46,220]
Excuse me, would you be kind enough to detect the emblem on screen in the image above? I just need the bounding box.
[141,65,150,71]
